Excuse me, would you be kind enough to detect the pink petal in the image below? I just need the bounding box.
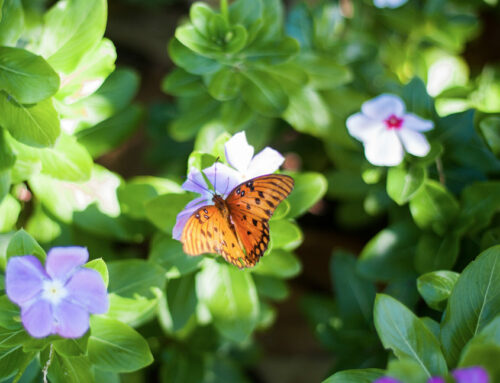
[202,162,242,197]
[361,94,405,121]
[66,268,109,314]
[6,256,47,305]
[403,113,434,132]
[21,300,53,338]
[247,147,284,179]
[224,131,254,174]
[53,300,90,338]
[364,130,404,166]
[173,197,210,240]
[398,129,431,157]
[346,113,385,143]
[46,247,88,282]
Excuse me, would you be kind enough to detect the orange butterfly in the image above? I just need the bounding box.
[181,174,294,268]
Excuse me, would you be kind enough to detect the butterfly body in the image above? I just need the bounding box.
[181,174,294,269]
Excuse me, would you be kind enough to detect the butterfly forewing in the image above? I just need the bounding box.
[181,205,251,268]
[226,174,294,264]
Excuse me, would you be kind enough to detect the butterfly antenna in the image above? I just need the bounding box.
[214,157,220,194]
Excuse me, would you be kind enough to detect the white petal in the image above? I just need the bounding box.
[364,130,404,166]
[224,132,254,174]
[182,167,212,197]
[202,162,242,197]
[346,113,385,143]
[398,129,430,157]
[246,148,284,179]
[361,94,405,121]
[402,113,434,132]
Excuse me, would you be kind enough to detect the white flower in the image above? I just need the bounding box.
[346,94,434,166]
[373,0,408,9]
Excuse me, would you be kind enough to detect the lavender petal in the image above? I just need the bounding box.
[6,256,47,305]
[21,300,53,338]
[46,247,89,282]
[66,268,109,314]
[452,366,489,383]
[53,300,90,338]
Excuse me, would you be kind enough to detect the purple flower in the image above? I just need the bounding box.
[6,247,108,338]
[172,131,285,240]
[346,94,434,166]
[373,366,489,383]
[452,367,489,383]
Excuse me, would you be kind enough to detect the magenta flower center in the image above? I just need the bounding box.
[384,114,404,130]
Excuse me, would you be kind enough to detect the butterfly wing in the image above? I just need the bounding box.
[225,174,294,265]
[181,205,252,268]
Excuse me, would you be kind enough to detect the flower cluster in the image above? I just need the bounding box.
[346,94,434,166]
[6,247,108,338]
[173,131,285,240]
[374,366,489,383]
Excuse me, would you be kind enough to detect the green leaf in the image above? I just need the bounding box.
[105,293,159,328]
[47,353,94,383]
[241,69,288,117]
[76,104,142,158]
[163,273,197,332]
[196,260,259,342]
[88,316,153,373]
[322,369,384,383]
[269,220,302,250]
[417,271,460,311]
[162,68,204,97]
[168,38,221,76]
[387,166,426,205]
[53,336,89,357]
[253,274,289,301]
[386,358,428,383]
[441,245,500,366]
[357,222,419,282]
[0,128,15,171]
[374,294,447,377]
[331,251,375,326]
[206,66,241,101]
[149,235,202,279]
[145,193,194,234]
[0,94,60,148]
[409,180,459,235]
[108,259,166,299]
[479,116,500,157]
[415,232,460,273]
[402,77,436,120]
[458,316,500,382]
[295,53,352,90]
[0,295,21,330]
[12,133,92,181]
[0,346,35,381]
[0,0,24,47]
[286,172,327,218]
[0,194,19,233]
[252,249,301,279]
[6,229,46,265]
[0,47,59,104]
[0,171,9,202]
[39,0,107,74]
[160,346,204,383]
[85,258,109,287]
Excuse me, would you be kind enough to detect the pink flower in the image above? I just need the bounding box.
[346,94,434,166]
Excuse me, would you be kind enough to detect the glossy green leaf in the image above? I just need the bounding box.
[145,193,194,234]
[269,220,302,250]
[168,38,221,76]
[374,294,447,377]
[323,369,384,383]
[241,69,288,117]
[0,171,9,202]
[105,293,159,328]
[331,251,375,326]
[0,346,34,381]
[441,245,500,366]
[160,346,204,383]
[5,229,45,266]
[417,271,460,311]
[39,0,107,73]
[196,260,259,342]
[0,47,59,104]
[387,166,426,205]
[253,274,289,301]
[296,53,352,90]
[163,273,197,332]
[162,68,204,97]
[85,258,109,287]
[149,236,202,279]
[357,222,419,282]
[286,172,327,218]
[47,353,94,383]
[415,232,460,273]
[0,295,21,330]
[0,128,14,172]
[252,249,301,279]
[0,94,60,148]
[0,195,20,234]
[88,316,153,372]
[0,0,24,47]
[108,259,166,299]
[386,358,428,383]
[402,77,436,120]
[479,116,500,157]
[206,67,241,101]
[409,180,459,235]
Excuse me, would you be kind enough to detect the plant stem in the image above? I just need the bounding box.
[220,0,229,22]
[42,344,54,383]
[436,157,445,186]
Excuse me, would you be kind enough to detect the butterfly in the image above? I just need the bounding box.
[181,174,294,268]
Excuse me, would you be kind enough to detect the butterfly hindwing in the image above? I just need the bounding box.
[181,205,252,268]
[226,174,294,264]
